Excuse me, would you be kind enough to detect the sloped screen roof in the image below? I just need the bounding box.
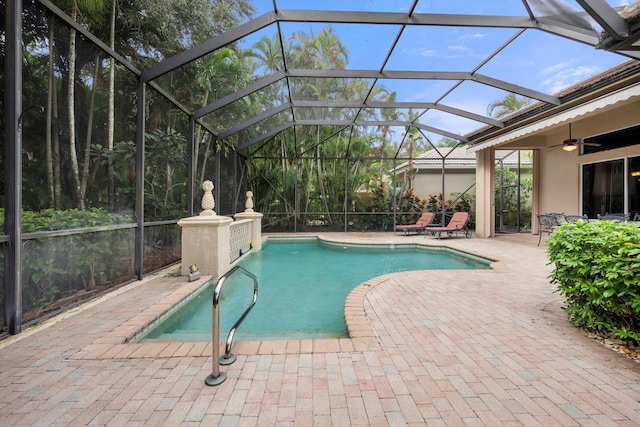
[141,0,640,158]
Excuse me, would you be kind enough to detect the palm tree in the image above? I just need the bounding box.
[486,93,532,118]
[401,109,422,188]
[436,137,460,148]
[193,47,251,182]
[377,91,398,180]
[288,27,349,223]
[250,33,284,75]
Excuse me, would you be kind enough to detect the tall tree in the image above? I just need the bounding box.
[401,109,423,188]
[290,27,348,223]
[107,0,117,209]
[46,17,58,208]
[377,91,398,180]
[61,0,106,209]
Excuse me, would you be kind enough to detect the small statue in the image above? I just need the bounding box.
[201,180,216,215]
[188,264,200,282]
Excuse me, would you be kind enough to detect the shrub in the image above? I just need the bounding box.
[547,220,640,343]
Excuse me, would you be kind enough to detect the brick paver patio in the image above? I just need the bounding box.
[1,233,639,426]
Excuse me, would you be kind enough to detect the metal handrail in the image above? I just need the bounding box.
[205,265,258,387]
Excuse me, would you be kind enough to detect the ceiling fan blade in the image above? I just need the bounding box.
[581,142,601,147]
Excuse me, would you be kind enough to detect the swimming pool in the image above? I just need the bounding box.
[139,238,491,342]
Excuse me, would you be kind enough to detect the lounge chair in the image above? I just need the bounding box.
[424,212,471,239]
[395,212,436,236]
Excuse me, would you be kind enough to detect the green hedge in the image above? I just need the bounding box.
[1,208,136,322]
[0,208,133,232]
[547,220,640,342]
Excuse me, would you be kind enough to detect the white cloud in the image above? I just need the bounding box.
[403,46,439,57]
[540,64,601,93]
[458,32,488,41]
[540,61,573,76]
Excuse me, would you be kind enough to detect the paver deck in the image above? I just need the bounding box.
[1,232,639,426]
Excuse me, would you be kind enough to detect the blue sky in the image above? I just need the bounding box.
[236,0,634,141]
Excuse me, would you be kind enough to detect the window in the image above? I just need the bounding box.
[582,156,640,219]
[583,125,640,154]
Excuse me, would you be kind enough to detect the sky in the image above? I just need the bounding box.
[232,0,635,142]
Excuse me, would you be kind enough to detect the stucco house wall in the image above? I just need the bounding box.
[470,73,640,238]
[412,168,476,202]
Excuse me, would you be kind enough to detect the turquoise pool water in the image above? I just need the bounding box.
[139,239,491,342]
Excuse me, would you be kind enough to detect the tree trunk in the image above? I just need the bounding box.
[199,133,211,184]
[380,127,387,181]
[107,0,117,209]
[194,87,209,182]
[53,65,62,210]
[316,145,331,224]
[68,6,85,209]
[80,54,100,200]
[46,19,55,207]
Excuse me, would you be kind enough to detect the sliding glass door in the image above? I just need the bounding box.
[629,156,640,220]
[582,156,640,219]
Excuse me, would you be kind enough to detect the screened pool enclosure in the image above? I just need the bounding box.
[2,0,639,334]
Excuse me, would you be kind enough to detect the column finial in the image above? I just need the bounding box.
[245,190,254,212]
[201,180,216,216]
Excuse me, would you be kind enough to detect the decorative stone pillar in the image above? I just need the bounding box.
[234,190,264,251]
[178,180,233,278]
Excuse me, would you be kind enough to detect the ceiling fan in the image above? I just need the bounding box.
[549,123,601,152]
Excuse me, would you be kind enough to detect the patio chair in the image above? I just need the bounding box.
[565,214,589,223]
[633,213,640,221]
[536,213,559,246]
[424,211,471,239]
[597,213,630,221]
[549,212,567,225]
[394,212,436,236]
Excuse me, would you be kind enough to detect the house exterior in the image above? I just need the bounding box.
[468,60,640,238]
[394,147,532,204]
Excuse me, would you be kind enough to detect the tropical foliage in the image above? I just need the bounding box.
[494,162,533,230]
[3,1,543,327]
[244,29,430,231]
[10,0,255,218]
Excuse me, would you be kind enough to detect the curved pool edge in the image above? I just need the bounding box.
[72,233,511,360]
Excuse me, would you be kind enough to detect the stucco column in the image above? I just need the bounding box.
[234,191,264,251]
[178,180,233,277]
[474,149,495,238]
[531,149,541,235]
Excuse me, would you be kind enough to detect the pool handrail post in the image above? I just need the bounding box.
[205,297,226,386]
[205,265,259,386]
[221,268,258,364]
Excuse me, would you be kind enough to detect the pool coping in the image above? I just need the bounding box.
[69,234,506,360]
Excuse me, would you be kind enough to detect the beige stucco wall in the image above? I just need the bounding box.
[537,146,582,216]
[412,169,476,202]
[538,103,640,217]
